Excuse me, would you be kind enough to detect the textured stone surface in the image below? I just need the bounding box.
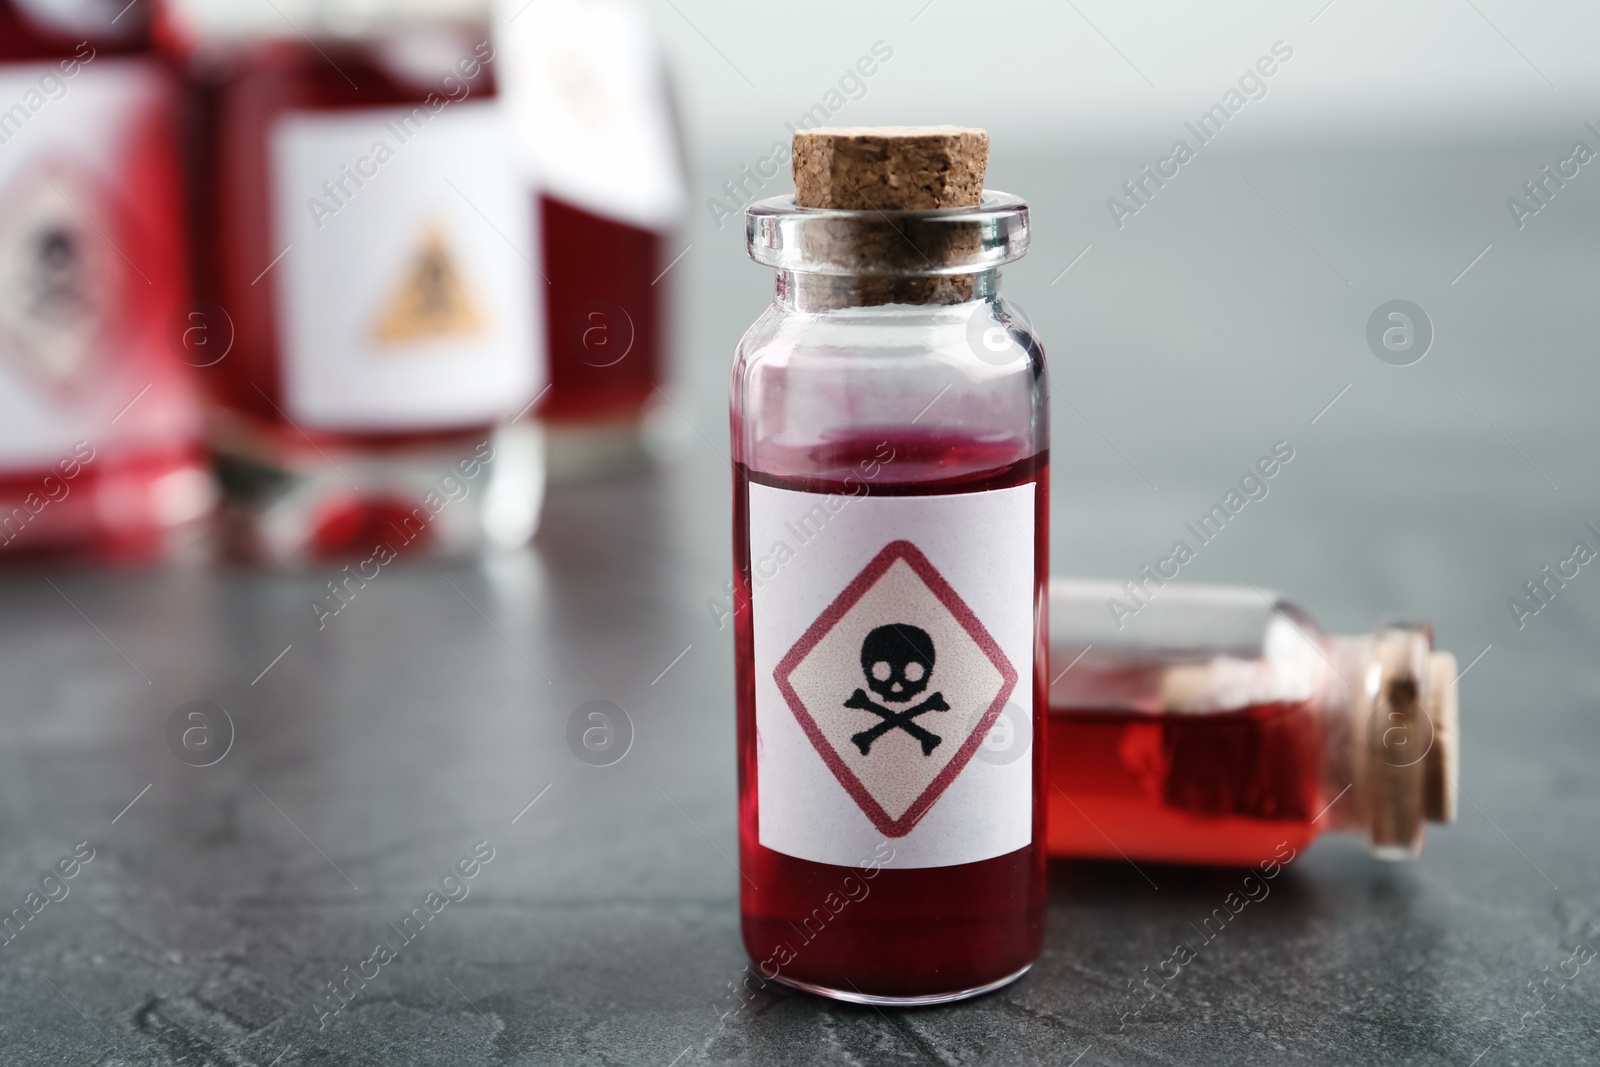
[0,143,1596,1065]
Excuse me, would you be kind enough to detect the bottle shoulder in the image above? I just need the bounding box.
[731,296,1048,478]
[733,297,1047,384]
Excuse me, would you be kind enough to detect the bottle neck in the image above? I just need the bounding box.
[774,269,999,312]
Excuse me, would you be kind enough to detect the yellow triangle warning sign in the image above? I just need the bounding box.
[373,227,483,345]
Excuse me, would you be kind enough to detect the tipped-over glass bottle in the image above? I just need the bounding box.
[731,128,1047,1004]
[1047,578,1459,866]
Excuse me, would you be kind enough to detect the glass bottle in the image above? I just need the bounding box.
[731,135,1047,1004]
[0,0,212,559]
[494,0,685,480]
[162,0,543,564]
[1046,578,1460,866]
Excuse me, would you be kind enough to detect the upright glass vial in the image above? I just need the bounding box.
[162,0,543,564]
[1047,578,1460,866]
[0,0,212,559]
[494,0,686,480]
[731,128,1047,1004]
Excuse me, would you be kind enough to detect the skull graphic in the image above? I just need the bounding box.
[860,624,935,702]
[848,624,948,756]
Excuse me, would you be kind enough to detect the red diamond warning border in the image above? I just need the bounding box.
[772,539,1019,838]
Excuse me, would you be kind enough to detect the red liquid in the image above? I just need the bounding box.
[310,496,435,558]
[1047,701,1325,867]
[537,195,662,428]
[734,432,1048,998]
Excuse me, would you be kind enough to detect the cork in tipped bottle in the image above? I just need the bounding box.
[1423,651,1459,824]
[792,126,989,210]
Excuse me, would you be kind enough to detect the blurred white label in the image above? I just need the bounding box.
[751,482,1035,869]
[0,59,192,467]
[496,0,685,229]
[270,101,540,430]
[162,0,491,39]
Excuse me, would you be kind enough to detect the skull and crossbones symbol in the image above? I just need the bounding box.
[844,624,949,757]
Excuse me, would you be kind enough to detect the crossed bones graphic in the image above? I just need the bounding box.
[845,688,949,756]
[845,623,949,757]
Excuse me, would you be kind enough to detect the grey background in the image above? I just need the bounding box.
[5,0,1600,1061]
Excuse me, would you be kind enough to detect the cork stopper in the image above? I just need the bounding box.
[786,126,992,306]
[792,126,989,210]
[1349,628,1461,860]
[1423,651,1459,824]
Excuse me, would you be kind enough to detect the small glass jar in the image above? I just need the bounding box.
[493,0,686,480]
[1047,578,1460,866]
[163,0,543,564]
[0,0,212,560]
[731,192,1048,1003]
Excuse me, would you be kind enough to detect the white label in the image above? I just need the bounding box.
[752,482,1035,869]
[496,0,685,229]
[270,101,540,431]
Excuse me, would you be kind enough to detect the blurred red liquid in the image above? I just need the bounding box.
[537,194,663,434]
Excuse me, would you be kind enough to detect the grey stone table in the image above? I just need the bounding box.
[1,142,1597,1065]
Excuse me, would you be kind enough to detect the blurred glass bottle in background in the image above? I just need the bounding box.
[159,0,543,564]
[1046,578,1460,866]
[496,0,686,480]
[0,0,212,560]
